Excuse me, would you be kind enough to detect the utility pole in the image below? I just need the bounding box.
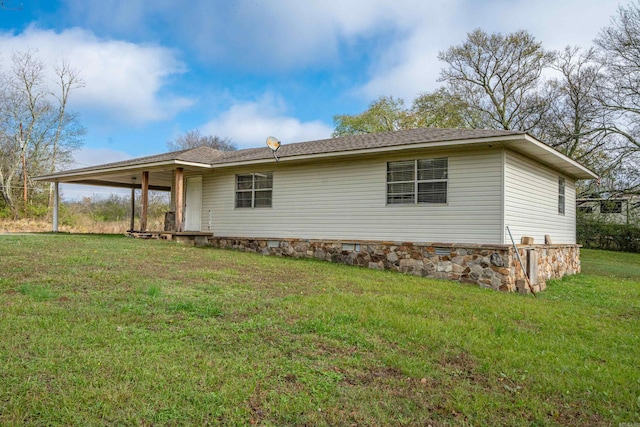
[20,123,27,208]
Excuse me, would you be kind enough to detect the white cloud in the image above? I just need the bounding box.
[357,9,463,100]
[56,0,622,105]
[60,0,447,70]
[358,0,622,101]
[201,94,333,149]
[0,26,192,124]
[122,0,619,102]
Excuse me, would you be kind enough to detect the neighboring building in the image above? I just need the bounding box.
[577,194,640,225]
[36,128,597,293]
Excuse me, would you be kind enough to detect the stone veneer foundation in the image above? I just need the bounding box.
[186,237,580,293]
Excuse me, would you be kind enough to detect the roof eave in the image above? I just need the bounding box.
[516,134,598,180]
[34,159,212,182]
[211,134,599,180]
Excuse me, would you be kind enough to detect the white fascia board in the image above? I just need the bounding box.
[174,160,215,169]
[34,160,212,181]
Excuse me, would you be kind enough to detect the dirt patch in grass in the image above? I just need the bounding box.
[438,350,476,372]
[531,394,612,427]
[341,365,405,386]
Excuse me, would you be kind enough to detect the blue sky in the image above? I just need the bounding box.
[0,0,624,197]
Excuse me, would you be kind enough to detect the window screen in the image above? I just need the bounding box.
[236,172,273,208]
[387,158,448,204]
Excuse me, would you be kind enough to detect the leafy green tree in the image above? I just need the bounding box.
[332,96,413,137]
[411,88,471,129]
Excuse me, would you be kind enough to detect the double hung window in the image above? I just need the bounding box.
[558,177,565,215]
[387,158,448,204]
[236,172,273,208]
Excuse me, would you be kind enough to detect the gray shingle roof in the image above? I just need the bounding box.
[52,145,224,175]
[213,128,524,164]
[38,128,525,179]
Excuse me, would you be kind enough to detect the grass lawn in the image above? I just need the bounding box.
[0,234,638,426]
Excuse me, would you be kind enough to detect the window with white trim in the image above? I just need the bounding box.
[558,177,565,215]
[235,172,273,208]
[387,158,448,204]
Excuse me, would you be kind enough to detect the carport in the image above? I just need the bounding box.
[34,146,221,233]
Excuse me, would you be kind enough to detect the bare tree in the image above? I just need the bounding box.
[438,29,555,132]
[543,47,616,164]
[47,59,85,209]
[0,51,49,216]
[536,46,632,197]
[166,129,236,152]
[595,1,640,151]
[0,50,84,217]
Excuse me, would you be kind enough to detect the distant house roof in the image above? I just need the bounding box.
[34,128,597,189]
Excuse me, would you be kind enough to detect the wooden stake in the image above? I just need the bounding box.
[506,226,536,296]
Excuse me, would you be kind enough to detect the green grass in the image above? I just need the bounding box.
[0,235,638,426]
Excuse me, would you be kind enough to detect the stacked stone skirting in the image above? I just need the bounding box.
[192,237,580,293]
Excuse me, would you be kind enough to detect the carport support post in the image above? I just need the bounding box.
[175,167,184,232]
[52,182,59,233]
[130,187,136,231]
[140,171,149,231]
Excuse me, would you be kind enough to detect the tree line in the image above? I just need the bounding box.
[334,3,640,197]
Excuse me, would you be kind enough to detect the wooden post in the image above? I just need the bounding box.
[140,171,149,231]
[52,182,59,233]
[130,187,136,231]
[175,168,184,232]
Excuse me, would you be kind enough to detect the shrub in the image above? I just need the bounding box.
[577,216,640,253]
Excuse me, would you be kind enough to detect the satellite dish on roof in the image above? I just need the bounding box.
[266,136,281,162]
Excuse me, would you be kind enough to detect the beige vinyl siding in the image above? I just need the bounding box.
[201,148,504,244]
[503,150,576,244]
[201,172,216,232]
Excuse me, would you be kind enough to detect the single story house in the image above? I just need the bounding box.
[36,128,597,293]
